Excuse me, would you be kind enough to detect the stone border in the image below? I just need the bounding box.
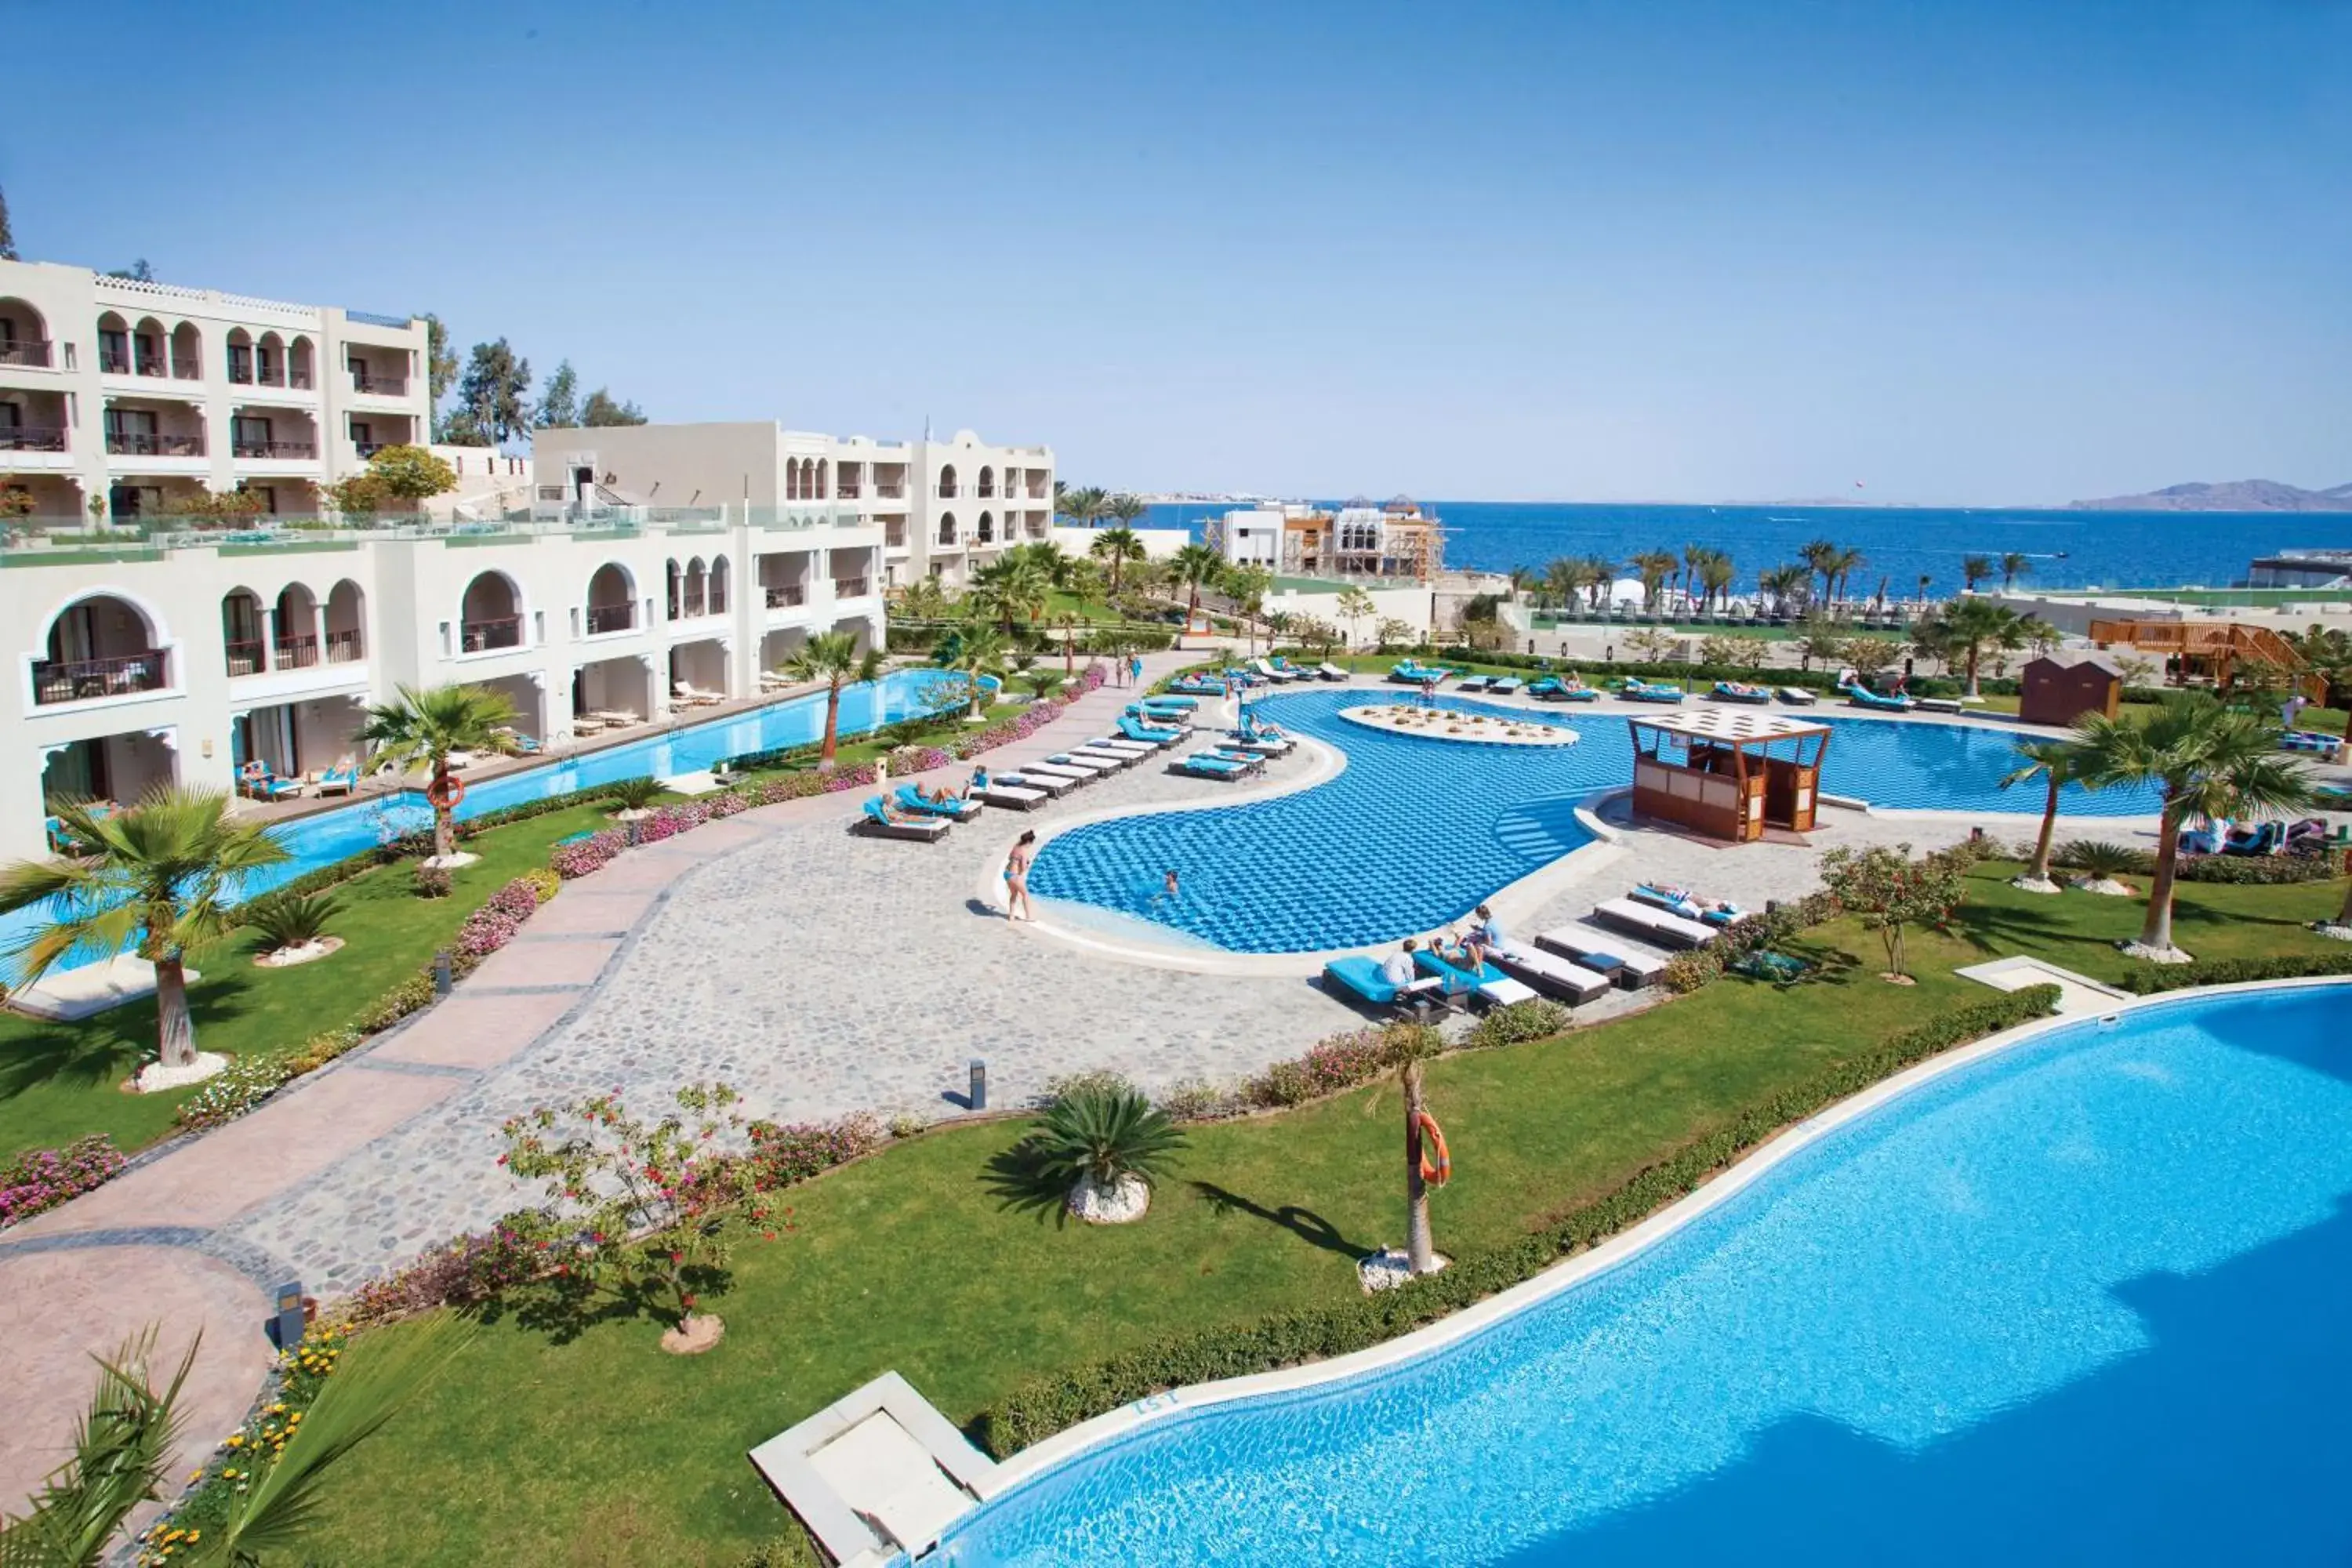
[1336,704,1581,747]
[965,974,2352,1505]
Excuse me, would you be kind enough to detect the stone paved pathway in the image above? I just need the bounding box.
[0,654,2215,1508]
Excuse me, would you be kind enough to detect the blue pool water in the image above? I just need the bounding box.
[938,984,2352,1566]
[2,669,949,959]
[1025,690,2160,953]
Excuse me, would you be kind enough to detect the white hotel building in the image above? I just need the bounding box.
[0,265,1052,867]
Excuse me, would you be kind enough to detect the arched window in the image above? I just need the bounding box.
[225,327,255,384]
[273,583,319,666]
[256,331,286,387]
[938,463,958,499]
[585,562,636,633]
[0,296,52,367]
[707,554,731,615]
[684,555,707,617]
[937,510,957,546]
[96,312,131,374]
[132,317,168,377]
[223,588,268,674]
[325,579,365,662]
[978,466,995,499]
[460,571,524,651]
[287,334,314,390]
[169,321,202,380]
[666,557,682,619]
[32,593,169,705]
[785,463,799,501]
[977,511,994,544]
[815,459,828,499]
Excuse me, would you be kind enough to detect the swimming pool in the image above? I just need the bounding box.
[937,983,2352,1566]
[2,667,949,958]
[1024,690,2161,953]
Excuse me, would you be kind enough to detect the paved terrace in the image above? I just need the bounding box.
[0,658,2219,1507]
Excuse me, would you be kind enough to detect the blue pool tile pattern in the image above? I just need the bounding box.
[1025,691,2161,954]
[936,985,2352,1566]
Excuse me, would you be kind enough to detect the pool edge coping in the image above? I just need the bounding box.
[964,973,2352,1505]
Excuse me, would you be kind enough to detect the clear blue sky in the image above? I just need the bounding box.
[9,0,2347,504]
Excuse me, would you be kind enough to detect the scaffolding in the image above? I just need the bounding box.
[2085,618,2325,701]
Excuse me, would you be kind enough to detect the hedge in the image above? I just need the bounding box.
[2045,838,2342,886]
[267,782,625,901]
[2114,949,2352,995]
[972,982,2063,1457]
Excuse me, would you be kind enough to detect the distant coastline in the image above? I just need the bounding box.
[2067,478,2352,514]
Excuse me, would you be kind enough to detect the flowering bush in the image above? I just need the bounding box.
[522,866,563,902]
[341,1227,543,1328]
[745,1112,887,1188]
[0,1134,126,1229]
[707,790,749,819]
[283,1027,363,1076]
[175,1054,299,1131]
[550,829,627,879]
[412,861,452,898]
[454,877,543,957]
[1243,1022,1439,1108]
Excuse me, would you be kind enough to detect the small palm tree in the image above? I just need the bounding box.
[2056,839,2144,892]
[1026,1083,1187,1222]
[0,788,289,1073]
[1167,542,1224,619]
[1798,539,1838,605]
[603,775,665,817]
[239,888,347,958]
[936,624,1009,719]
[1056,484,1108,531]
[1759,564,1809,617]
[2072,694,2318,957]
[2001,552,2031,591]
[1999,739,2096,891]
[0,1328,194,1567]
[782,630,884,766]
[1962,554,1995,592]
[1919,597,2034,697]
[358,682,518,862]
[1089,524,1146,599]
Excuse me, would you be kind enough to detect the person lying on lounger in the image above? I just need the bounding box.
[879,795,920,824]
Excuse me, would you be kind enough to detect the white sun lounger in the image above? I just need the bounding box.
[1065,747,1137,771]
[976,782,1050,811]
[1088,737,1160,757]
[1533,928,1669,988]
[1316,662,1349,681]
[994,770,1075,797]
[1029,757,1108,782]
[1590,898,1718,950]
[1488,939,1612,1004]
[1250,657,1296,683]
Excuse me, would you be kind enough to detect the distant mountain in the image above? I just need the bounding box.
[2071,479,2352,512]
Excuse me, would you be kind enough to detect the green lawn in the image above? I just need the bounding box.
[289,863,2349,1566]
[0,802,613,1162]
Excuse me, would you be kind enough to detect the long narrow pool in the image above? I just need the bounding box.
[937,985,2352,1566]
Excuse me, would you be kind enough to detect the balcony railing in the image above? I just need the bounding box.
[884,527,907,548]
[99,350,132,373]
[289,368,313,389]
[0,340,53,368]
[837,482,861,498]
[325,629,364,662]
[833,579,871,599]
[460,615,522,652]
[350,372,408,396]
[32,649,169,706]
[172,360,201,380]
[874,481,906,499]
[976,485,996,498]
[233,440,319,459]
[225,640,267,676]
[0,427,67,452]
[273,634,319,669]
[136,358,165,378]
[764,583,806,608]
[105,431,206,457]
[584,604,635,634]
[227,364,253,385]
[354,441,387,458]
[671,593,706,619]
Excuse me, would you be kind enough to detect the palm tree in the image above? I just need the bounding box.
[1224,564,1273,655]
[1541,557,1582,612]
[936,624,1009,718]
[782,630,883,766]
[1918,598,2034,697]
[1,788,289,1073]
[1629,550,1679,612]
[1025,1082,1187,1221]
[1828,546,1867,612]
[1915,572,1932,606]
[896,575,949,622]
[1798,539,1838,607]
[1089,525,1146,600]
[1999,738,2096,891]
[357,682,518,862]
[1055,485,1107,531]
[971,553,1050,633]
[1759,564,1809,617]
[1396,1032,1446,1275]
[1696,549,1735,615]
[1962,554,1995,592]
[2072,693,2318,958]
[2000,552,2031,592]
[1167,542,1225,623]
[0,1328,195,1567]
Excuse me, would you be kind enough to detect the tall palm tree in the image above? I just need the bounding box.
[2000,552,2031,592]
[1,788,289,1072]
[1759,564,1809,617]
[1224,564,1273,655]
[1798,539,1838,607]
[782,630,884,767]
[1102,492,1145,531]
[936,625,1009,718]
[1089,525,1147,599]
[1918,598,2034,697]
[1915,572,1933,607]
[971,553,1050,633]
[1579,555,1618,609]
[1541,557,1582,612]
[2072,694,2318,958]
[357,682,519,862]
[1961,554,1995,592]
[1999,738,2096,891]
[1695,549,1735,615]
[1629,550,1679,612]
[1167,542,1225,622]
[1054,485,1107,531]
[1828,546,1867,612]
[896,575,949,622]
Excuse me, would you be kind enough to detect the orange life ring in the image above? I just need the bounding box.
[1415,1111,1451,1186]
[425,773,466,811]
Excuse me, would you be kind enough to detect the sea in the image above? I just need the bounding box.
[1139,502,2352,597]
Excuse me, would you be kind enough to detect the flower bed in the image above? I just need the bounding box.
[0,1134,126,1229]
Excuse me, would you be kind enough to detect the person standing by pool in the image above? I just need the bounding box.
[1130,652,1145,689]
[1004,829,1036,922]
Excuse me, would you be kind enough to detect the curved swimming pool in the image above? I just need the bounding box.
[938,984,2352,1566]
[1025,690,2159,953]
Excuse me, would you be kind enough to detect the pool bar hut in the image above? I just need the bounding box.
[1626,709,1832,843]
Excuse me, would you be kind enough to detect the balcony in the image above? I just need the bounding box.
[325,630,364,663]
[233,440,319,459]
[936,483,960,498]
[105,432,206,458]
[354,441,387,459]
[34,649,170,706]
[584,604,635,634]
[99,350,132,374]
[884,524,907,549]
[874,481,906,499]
[0,341,53,368]
[273,634,319,670]
[173,360,201,381]
[976,484,996,499]
[0,427,67,452]
[461,616,522,652]
[764,584,807,608]
[225,640,266,677]
[837,481,861,499]
[833,578,871,599]
[350,371,408,397]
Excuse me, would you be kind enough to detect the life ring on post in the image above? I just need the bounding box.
[1415,1111,1451,1187]
[424,773,466,811]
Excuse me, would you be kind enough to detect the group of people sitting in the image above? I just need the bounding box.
[1379,904,1508,985]
[872,768,988,826]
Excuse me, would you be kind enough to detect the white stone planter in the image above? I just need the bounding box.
[1067,1173,1151,1225]
[133,1051,230,1094]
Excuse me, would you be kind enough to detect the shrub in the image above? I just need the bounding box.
[886,1114,927,1140]
[340,1228,543,1328]
[2176,845,2338,884]
[358,972,437,1033]
[238,887,347,953]
[1022,1083,1188,1191]
[975,984,2062,1456]
[412,862,452,898]
[550,829,627,879]
[2114,949,2352,995]
[522,866,561,902]
[1819,841,1970,979]
[1242,1022,1438,1107]
[176,1054,298,1131]
[282,1027,363,1076]
[1465,999,1570,1048]
[1042,1069,1142,1105]
[604,775,665,812]
[1157,1077,1244,1122]
[1661,949,1722,994]
[2055,840,2143,880]
[0,1134,126,1229]
[454,877,543,958]
[745,1113,887,1189]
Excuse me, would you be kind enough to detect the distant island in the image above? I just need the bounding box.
[2071,478,2352,512]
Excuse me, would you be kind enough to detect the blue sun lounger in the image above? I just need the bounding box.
[1118,716,1185,746]
[1618,677,1686,703]
[857,797,950,841]
[893,783,982,822]
[1321,956,1444,1017]
[1140,694,1199,714]
[1167,677,1224,697]
[1489,676,1523,695]
[1842,682,1915,712]
[1171,752,1255,780]
[1413,949,1540,1008]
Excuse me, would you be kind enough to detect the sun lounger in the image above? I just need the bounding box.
[1489,677,1523,695]
[1842,683,1914,712]
[1018,760,1095,786]
[1171,753,1254,780]
[1532,927,1668,988]
[1591,896,1718,949]
[1089,735,1160,757]
[1316,662,1349,681]
[1065,746,1138,770]
[1225,733,1294,756]
[672,681,725,707]
[313,762,359,797]
[1414,949,1541,1009]
[1250,657,1297,683]
[1038,754,1115,779]
[1618,678,1685,703]
[1775,687,1818,706]
[1196,748,1266,774]
[1138,695,1198,716]
[1710,681,1771,705]
[976,782,1050,811]
[856,797,950,841]
[1455,674,1490,692]
[1915,696,1962,715]
[993,770,1075,797]
[1487,938,1612,1004]
[893,784,982,822]
[1322,956,1445,1017]
[1629,883,1748,927]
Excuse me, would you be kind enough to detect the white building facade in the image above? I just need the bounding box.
[0,259,433,523]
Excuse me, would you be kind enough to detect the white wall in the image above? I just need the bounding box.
[1051,525,1189,561]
